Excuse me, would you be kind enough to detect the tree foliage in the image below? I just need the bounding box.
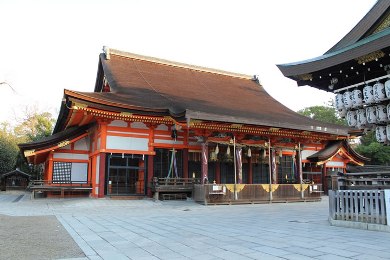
[0,106,55,177]
[297,105,346,126]
[355,131,390,165]
[0,130,19,174]
[14,107,55,142]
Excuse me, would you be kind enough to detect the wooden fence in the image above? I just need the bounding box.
[329,190,390,225]
[194,184,322,205]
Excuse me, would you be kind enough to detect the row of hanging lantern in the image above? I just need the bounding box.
[335,78,390,143]
[209,144,270,162]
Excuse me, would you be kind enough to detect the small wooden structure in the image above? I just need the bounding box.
[0,169,30,191]
[29,180,92,198]
[151,177,200,200]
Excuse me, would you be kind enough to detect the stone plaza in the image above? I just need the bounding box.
[1,192,390,260]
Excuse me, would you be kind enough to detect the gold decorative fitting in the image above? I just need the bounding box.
[231,124,243,129]
[355,51,385,64]
[58,140,70,148]
[269,127,280,132]
[24,149,35,157]
[72,102,87,110]
[296,73,313,81]
[120,112,133,117]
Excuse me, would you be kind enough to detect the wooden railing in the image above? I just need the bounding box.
[29,180,91,187]
[193,184,322,205]
[28,180,92,198]
[152,177,201,187]
[329,190,390,225]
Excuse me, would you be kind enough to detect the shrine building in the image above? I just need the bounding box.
[278,0,390,144]
[19,46,366,200]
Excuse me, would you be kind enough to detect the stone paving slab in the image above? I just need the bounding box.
[1,192,390,259]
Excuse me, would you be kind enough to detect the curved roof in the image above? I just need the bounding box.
[307,140,369,166]
[277,1,390,92]
[19,125,90,164]
[55,49,351,136]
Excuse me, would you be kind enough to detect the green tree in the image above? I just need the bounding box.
[355,131,390,165]
[0,130,18,174]
[14,107,55,142]
[297,104,346,126]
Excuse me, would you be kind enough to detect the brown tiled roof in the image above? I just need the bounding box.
[61,49,351,136]
[19,125,90,164]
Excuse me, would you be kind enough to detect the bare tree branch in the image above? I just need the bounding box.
[0,81,17,93]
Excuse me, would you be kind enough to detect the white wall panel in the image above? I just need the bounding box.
[106,136,149,151]
[53,153,88,160]
[74,138,88,150]
[71,163,88,182]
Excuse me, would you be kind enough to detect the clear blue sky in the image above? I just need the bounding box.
[0,0,377,124]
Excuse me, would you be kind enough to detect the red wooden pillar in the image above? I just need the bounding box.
[47,152,54,183]
[98,152,106,198]
[98,120,108,198]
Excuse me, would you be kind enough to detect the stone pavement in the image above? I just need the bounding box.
[1,191,390,260]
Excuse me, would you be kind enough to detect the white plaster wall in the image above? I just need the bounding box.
[106,136,149,151]
[53,153,88,160]
[71,163,88,182]
[74,137,88,150]
[131,122,148,129]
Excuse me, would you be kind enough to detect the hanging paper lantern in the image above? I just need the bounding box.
[357,108,367,128]
[376,105,388,122]
[386,125,390,141]
[373,82,386,101]
[363,85,374,104]
[335,93,344,110]
[226,146,230,156]
[346,110,357,127]
[366,106,377,124]
[338,108,347,118]
[352,89,363,108]
[215,144,219,155]
[343,91,353,109]
[386,104,390,121]
[385,79,390,98]
[210,151,217,162]
[247,147,252,157]
[376,126,387,143]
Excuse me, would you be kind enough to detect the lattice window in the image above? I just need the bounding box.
[52,162,72,183]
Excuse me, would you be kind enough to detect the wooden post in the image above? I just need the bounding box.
[248,157,253,184]
[215,162,221,184]
[201,142,208,184]
[183,149,189,179]
[147,154,154,197]
[98,153,106,198]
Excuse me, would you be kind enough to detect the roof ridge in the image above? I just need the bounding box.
[102,46,254,80]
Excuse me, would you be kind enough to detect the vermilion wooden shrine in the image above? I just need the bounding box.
[19,47,366,201]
